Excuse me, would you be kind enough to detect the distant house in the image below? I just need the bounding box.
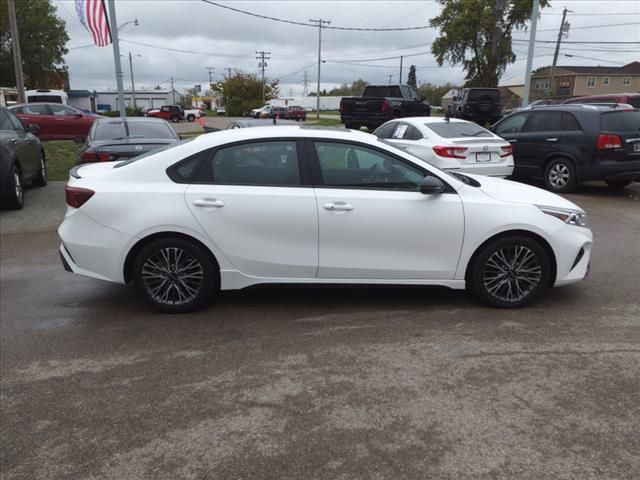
[440,88,459,111]
[67,90,97,112]
[529,62,640,100]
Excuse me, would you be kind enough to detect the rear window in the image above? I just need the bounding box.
[94,121,177,141]
[363,86,402,98]
[27,95,63,103]
[114,138,194,168]
[425,122,493,138]
[467,89,500,101]
[601,111,640,132]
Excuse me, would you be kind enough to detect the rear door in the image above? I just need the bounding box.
[494,112,530,174]
[185,139,319,279]
[517,111,563,176]
[2,109,39,177]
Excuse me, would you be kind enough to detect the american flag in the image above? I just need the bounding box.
[75,0,112,47]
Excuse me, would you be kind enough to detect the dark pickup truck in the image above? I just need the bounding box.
[340,85,430,130]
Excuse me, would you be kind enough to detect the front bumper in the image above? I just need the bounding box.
[550,224,593,287]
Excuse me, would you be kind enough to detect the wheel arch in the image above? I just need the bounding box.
[464,229,557,288]
[123,231,221,285]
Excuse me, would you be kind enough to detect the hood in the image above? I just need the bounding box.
[465,174,584,212]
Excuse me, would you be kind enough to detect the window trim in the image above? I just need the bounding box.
[166,137,313,187]
[622,77,631,86]
[602,77,610,86]
[304,138,456,194]
[587,77,596,88]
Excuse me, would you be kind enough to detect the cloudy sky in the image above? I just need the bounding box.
[54,0,639,95]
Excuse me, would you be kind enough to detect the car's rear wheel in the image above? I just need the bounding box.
[170,115,180,123]
[469,235,550,308]
[32,152,47,187]
[2,165,24,210]
[133,237,218,313]
[605,180,632,189]
[187,114,195,122]
[544,158,577,193]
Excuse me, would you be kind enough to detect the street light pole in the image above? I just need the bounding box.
[107,1,127,121]
[6,0,25,103]
[522,0,540,107]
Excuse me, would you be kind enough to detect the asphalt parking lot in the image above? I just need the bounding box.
[1,180,639,479]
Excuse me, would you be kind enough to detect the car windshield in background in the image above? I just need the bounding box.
[467,90,499,100]
[425,122,493,138]
[362,86,402,97]
[95,121,176,141]
[114,137,194,168]
[601,111,640,132]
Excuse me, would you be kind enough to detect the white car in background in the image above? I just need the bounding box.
[59,126,591,313]
[373,117,514,178]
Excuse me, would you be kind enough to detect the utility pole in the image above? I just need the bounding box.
[388,74,393,84]
[127,53,141,109]
[547,6,571,97]
[310,18,330,119]
[171,77,175,104]
[488,0,505,87]
[302,70,309,97]
[225,67,233,79]
[205,66,215,88]
[6,0,25,103]
[256,51,271,104]
[107,0,127,120]
[399,56,403,84]
[522,0,540,108]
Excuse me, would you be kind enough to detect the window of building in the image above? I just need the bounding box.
[602,77,610,86]
[587,77,596,88]
[534,79,549,90]
[623,77,632,86]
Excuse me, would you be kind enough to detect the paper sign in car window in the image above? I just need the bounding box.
[392,124,408,139]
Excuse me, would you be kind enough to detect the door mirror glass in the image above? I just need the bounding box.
[420,175,445,194]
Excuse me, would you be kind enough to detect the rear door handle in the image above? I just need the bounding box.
[508,139,518,143]
[193,198,225,208]
[546,138,559,142]
[324,202,354,211]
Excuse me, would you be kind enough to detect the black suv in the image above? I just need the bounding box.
[493,105,640,192]
[449,88,502,125]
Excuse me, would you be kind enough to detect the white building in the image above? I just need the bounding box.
[93,89,181,112]
[269,96,342,111]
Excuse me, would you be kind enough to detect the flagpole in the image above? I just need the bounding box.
[106,0,126,121]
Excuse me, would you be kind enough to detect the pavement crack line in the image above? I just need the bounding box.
[461,349,640,359]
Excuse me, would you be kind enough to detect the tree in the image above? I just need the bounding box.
[407,65,417,88]
[212,71,278,116]
[418,82,456,106]
[328,78,369,96]
[0,0,69,88]
[429,0,548,87]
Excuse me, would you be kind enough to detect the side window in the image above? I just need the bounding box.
[50,105,78,116]
[562,112,582,131]
[523,112,562,132]
[314,142,424,191]
[15,104,49,115]
[373,122,397,139]
[0,110,13,131]
[211,141,300,186]
[6,111,25,132]
[160,106,169,112]
[495,113,528,135]
[403,125,423,140]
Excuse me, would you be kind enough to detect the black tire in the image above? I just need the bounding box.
[32,151,47,187]
[2,165,24,210]
[544,158,577,193]
[469,235,551,308]
[605,180,632,189]
[170,115,180,123]
[345,123,361,130]
[133,237,218,313]
[187,114,195,122]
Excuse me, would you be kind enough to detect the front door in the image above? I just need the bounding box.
[185,139,318,279]
[310,140,464,280]
[48,104,89,139]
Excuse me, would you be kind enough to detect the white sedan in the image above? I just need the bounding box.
[59,126,591,313]
[373,117,514,178]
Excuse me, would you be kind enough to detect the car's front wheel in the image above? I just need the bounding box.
[187,114,195,122]
[32,151,47,187]
[469,235,551,308]
[133,237,218,313]
[544,158,577,193]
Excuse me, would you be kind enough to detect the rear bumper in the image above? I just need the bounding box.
[455,164,514,178]
[582,159,640,182]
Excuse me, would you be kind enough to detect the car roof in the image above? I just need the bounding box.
[564,93,640,102]
[9,102,76,108]
[95,116,169,124]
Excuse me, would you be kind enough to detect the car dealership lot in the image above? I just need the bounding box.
[1,183,639,479]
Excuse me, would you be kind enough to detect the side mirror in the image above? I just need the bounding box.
[25,124,39,134]
[74,113,84,118]
[420,95,426,102]
[420,175,446,195]
[73,135,85,144]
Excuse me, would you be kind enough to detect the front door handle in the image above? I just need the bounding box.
[193,198,225,208]
[508,139,518,143]
[546,138,559,142]
[324,202,354,211]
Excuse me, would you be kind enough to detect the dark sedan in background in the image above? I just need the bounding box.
[225,119,298,129]
[0,107,47,210]
[9,103,101,141]
[76,117,180,165]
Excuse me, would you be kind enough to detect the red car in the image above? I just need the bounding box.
[9,103,100,141]
[287,105,307,121]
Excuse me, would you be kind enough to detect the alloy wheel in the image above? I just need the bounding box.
[14,171,23,203]
[483,245,542,303]
[548,163,570,189]
[141,247,204,306]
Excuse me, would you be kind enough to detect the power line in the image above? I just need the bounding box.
[536,21,640,32]
[119,38,251,57]
[200,0,432,31]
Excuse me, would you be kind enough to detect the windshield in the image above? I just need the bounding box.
[94,121,177,141]
[425,122,493,138]
[363,86,402,98]
[601,111,640,132]
[114,137,194,168]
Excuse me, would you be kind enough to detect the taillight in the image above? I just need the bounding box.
[381,99,389,112]
[596,134,622,149]
[432,146,468,159]
[81,149,112,162]
[500,145,513,157]
[65,186,94,208]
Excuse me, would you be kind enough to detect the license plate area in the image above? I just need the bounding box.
[475,152,492,162]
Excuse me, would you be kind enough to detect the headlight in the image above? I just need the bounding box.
[537,205,588,227]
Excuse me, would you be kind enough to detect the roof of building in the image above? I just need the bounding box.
[533,61,640,77]
[95,89,178,95]
[67,89,96,98]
